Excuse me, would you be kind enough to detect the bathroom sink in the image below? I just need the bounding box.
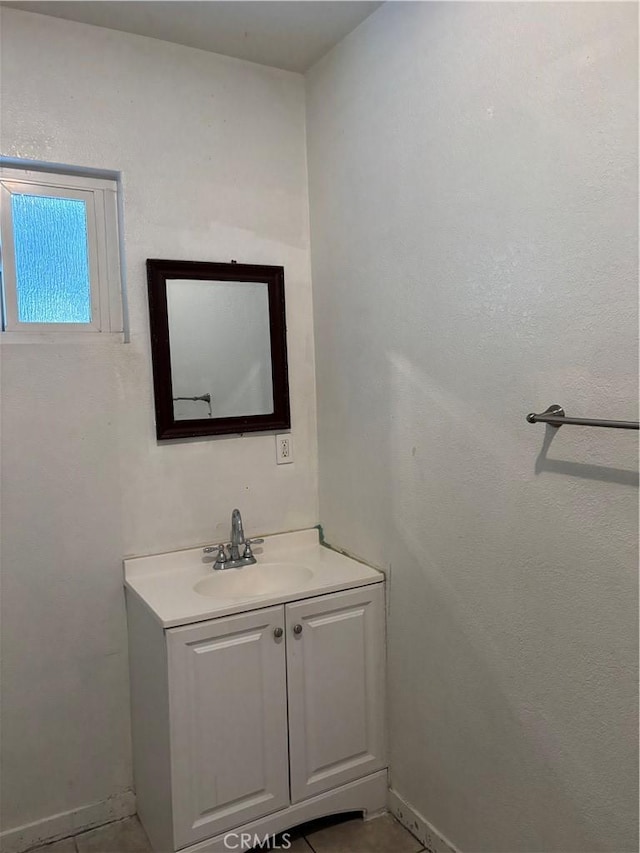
[124,528,383,627]
[193,563,314,599]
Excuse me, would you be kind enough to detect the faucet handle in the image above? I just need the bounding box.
[204,542,232,554]
[242,538,264,559]
[213,543,230,569]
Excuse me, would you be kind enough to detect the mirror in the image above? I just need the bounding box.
[147,259,290,440]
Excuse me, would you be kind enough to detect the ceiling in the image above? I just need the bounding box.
[2,1,383,72]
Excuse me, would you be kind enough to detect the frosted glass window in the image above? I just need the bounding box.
[1,166,123,336]
[11,193,92,324]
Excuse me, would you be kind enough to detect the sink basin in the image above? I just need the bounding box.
[193,563,314,599]
[124,528,384,627]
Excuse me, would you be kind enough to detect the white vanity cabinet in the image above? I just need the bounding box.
[167,605,290,847]
[285,589,386,802]
[127,580,386,853]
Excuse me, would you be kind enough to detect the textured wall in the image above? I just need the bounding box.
[0,8,317,843]
[306,3,638,851]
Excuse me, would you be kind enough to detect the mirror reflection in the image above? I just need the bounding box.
[166,279,274,421]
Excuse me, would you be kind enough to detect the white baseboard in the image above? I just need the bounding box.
[0,789,137,853]
[388,788,460,853]
[0,782,455,853]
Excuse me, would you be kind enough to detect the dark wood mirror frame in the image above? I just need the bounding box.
[147,259,290,440]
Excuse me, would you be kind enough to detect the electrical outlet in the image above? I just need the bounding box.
[276,434,293,464]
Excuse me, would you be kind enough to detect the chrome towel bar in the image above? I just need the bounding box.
[526,404,639,430]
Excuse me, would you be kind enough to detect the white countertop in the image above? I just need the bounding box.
[124,528,384,628]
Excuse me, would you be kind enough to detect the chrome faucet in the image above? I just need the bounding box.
[203,508,264,570]
[229,508,244,561]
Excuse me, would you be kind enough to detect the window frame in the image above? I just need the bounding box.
[0,167,123,336]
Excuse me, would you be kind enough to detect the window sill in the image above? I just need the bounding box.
[0,330,127,344]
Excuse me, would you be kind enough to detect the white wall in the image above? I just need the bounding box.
[0,8,317,845]
[306,3,638,852]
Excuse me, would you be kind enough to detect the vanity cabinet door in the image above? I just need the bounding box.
[167,605,289,848]
[285,584,386,803]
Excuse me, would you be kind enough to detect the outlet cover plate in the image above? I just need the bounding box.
[276,434,293,464]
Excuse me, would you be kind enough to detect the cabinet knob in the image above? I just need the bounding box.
[273,627,283,639]
[293,624,303,635]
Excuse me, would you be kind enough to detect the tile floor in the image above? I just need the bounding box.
[28,812,425,853]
